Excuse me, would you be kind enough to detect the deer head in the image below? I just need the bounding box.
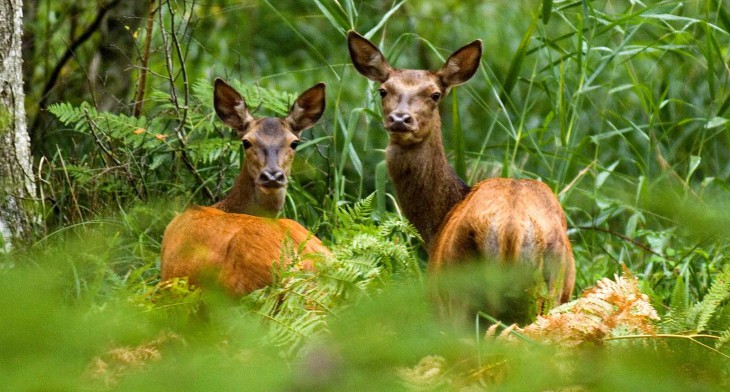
[347,31,482,147]
[213,78,326,215]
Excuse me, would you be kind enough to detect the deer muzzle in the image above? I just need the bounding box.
[386,112,415,133]
[257,168,287,189]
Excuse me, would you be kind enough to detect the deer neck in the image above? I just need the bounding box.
[385,120,471,253]
[213,168,285,217]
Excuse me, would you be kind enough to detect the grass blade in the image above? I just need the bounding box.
[541,0,553,24]
[450,91,466,179]
[500,18,537,103]
[364,1,406,39]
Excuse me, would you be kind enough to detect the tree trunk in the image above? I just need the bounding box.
[0,0,38,250]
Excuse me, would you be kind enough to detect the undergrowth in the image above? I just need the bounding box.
[3,0,730,390]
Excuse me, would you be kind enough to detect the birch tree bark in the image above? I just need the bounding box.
[0,0,38,249]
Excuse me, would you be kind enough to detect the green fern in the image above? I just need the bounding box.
[244,194,422,354]
[186,137,239,165]
[335,193,375,231]
[191,79,296,117]
[696,267,730,333]
[49,101,150,147]
[661,275,691,333]
[662,266,730,337]
[717,329,730,351]
[133,278,204,325]
[46,79,311,210]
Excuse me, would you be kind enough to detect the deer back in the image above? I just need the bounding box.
[161,207,330,295]
[430,178,575,304]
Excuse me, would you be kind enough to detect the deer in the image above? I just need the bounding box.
[348,31,575,325]
[160,78,331,296]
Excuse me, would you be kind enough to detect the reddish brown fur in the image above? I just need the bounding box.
[160,79,330,295]
[430,179,574,303]
[161,207,329,295]
[348,31,575,317]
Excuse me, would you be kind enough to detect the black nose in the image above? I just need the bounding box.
[258,169,286,188]
[387,112,413,133]
[388,112,413,125]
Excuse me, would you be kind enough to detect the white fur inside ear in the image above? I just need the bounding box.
[368,52,383,66]
[443,61,461,76]
[289,102,304,119]
[365,52,390,82]
[234,101,253,123]
[287,99,320,134]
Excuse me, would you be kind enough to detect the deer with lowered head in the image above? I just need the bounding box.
[160,79,331,296]
[348,31,574,324]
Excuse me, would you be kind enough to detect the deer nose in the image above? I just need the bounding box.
[258,169,286,188]
[387,112,413,132]
[388,112,413,124]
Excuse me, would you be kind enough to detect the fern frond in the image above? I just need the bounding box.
[695,266,730,333]
[489,272,660,346]
[50,101,149,143]
[661,266,730,335]
[717,329,730,350]
[661,275,692,333]
[191,78,295,116]
[378,216,422,242]
[336,194,375,229]
[187,138,239,165]
[245,194,422,355]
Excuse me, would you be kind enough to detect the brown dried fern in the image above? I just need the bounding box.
[487,270,660,347]
[85,331,184,388]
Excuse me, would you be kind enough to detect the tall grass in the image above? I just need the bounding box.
[4,0,730,389]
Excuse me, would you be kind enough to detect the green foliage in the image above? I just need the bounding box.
[697,267,730,335]
[662,266,730,341]
[44,78,326,228]
[133,277,204,326]
[245,194,422,353]
[49,102,149,147]
[8,0,730,389]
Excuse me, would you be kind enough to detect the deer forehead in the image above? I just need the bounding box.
[383,70,442,96]
[247,118,298,145]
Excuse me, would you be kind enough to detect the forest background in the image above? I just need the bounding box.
[2,0,730,390]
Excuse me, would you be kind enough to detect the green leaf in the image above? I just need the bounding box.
[296,136,332,152]
[695,267,730,333]
[541,0,553,24]
[451,92,466,180]
[500,19,536,102]
[686,155,701,182]
[706,117,728,129]
[595,161,619,189]
[364,1,406,39]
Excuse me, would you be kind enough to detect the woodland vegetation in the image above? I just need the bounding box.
[1,0,730,390]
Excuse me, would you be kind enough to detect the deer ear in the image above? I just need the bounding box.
[286,82,326,135]
[213,78,254,138]
[437,40,482,88]
[348,31,392,83]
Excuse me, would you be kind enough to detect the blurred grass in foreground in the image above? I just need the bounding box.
[1,209,728,391]
[0,272,727,391]
[6,0,730,390]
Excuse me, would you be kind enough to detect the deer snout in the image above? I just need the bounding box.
[257,168,287,189]
[386,112,415,133]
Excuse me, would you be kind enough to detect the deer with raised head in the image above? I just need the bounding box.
[348,31,574,324]
[160,78,331,296]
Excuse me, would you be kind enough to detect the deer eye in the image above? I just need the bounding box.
[242,139,252,149]
[290,140,300,150]
[430,92,442,101]
[378,88,387,98]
